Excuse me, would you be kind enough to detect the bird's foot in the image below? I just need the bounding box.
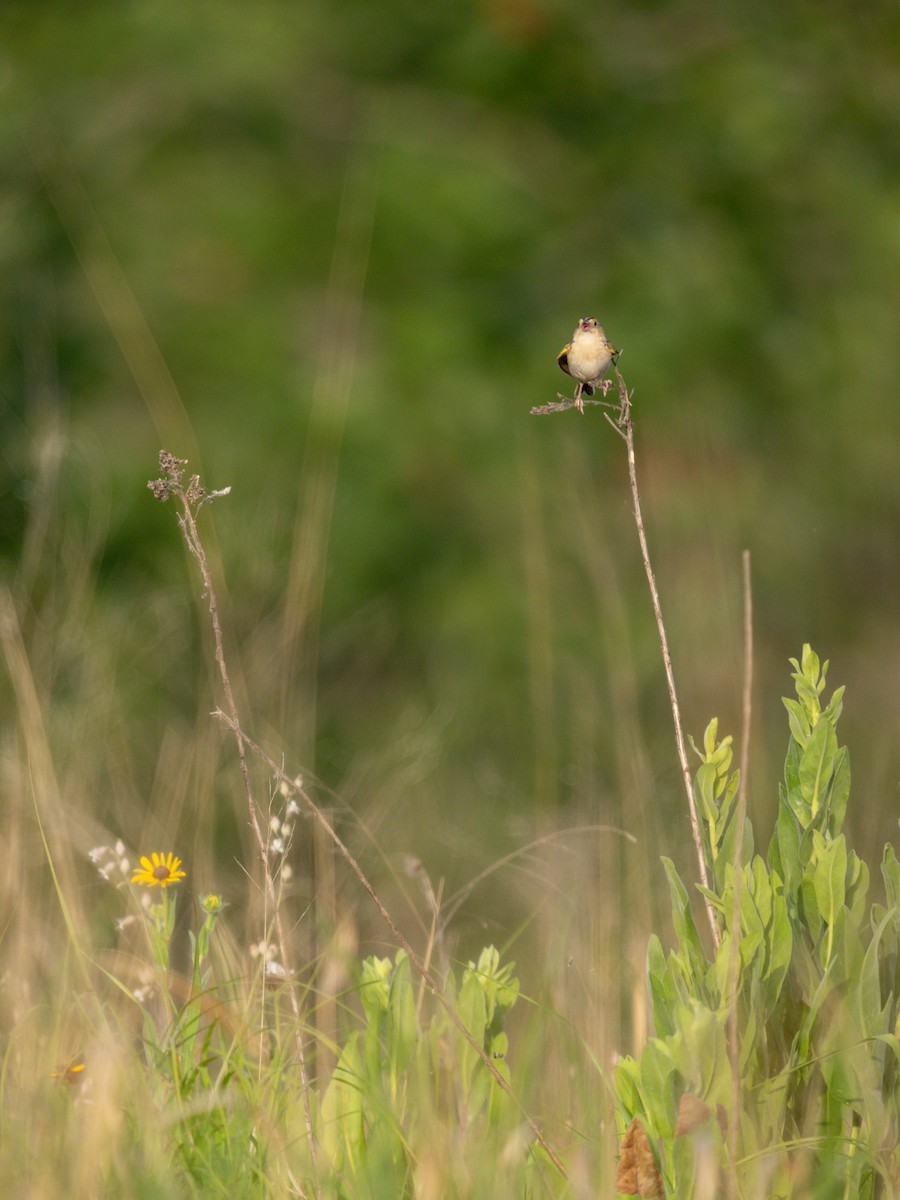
[574,384,585,413]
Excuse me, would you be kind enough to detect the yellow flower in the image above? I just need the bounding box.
[131,852,186,889]
[50,1059,87,1085]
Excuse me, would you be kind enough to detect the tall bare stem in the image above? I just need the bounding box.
[532,374,721,949]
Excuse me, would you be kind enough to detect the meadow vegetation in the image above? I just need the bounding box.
[2,4,898,1196]
[2,433,897,1197]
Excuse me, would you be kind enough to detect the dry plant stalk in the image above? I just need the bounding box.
[149,450,568,1182]
[531,370,721,949]
[148,452,318,1182]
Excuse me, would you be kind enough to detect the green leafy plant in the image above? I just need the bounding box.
[314,946,522,1197]
[613,646,900,1198]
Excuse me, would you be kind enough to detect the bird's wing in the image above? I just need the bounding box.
[557,343,572,375]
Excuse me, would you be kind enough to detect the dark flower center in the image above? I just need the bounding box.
[153,864,171,880]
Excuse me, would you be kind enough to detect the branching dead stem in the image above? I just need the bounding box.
[148,451,318,1186]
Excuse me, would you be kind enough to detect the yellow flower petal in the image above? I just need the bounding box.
[131,851,187,889]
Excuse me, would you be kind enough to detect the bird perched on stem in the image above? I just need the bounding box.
[557,317,619,413]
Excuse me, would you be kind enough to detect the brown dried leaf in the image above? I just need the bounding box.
[615,1118,639,1194]
[615,1117,664,1198]
[674,1091,711,1136]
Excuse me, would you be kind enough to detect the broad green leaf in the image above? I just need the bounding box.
[799,868,823,942]
[320,1031,365,1167]
[813,833,846,931]
[829,907,865,985]
[801,644,821,684]
[752,1072,790,1145]
[613,1056,642,1116]
[647,934,677,1037]
[799,718,837,820]
[738,860,767,965]
[874,1034,900,1069]
[677,1003,731,1106]
[782,697,811,749]
[783,737,802,803]
[790,953,836,1071]
[639,1038,677,1138]
[882,844,900,909]
[717,770,740,829]
[769,799,800,902]
[388,951,417,1077]
[457,970,487,1090]
[703,718,719,759]
[487,1031,511,1125]
[739,1003,760,1077]
[762,884,792,1017]
[827,745,850,833]
[717,813,753,896]
[696,884,726,914]
[695,762,719,823]
[662,857,710,992]
[858,912,893,1039]
[820,1032,864,1104]
[846,851,870,928]
[822,683,845,725]
[359,954,392,1018]
[711,736,733,775]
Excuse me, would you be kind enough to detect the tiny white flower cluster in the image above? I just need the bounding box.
[250,939,278,961]
[278,775,303,802]
[89,840,130,883]
[249,939,292,979]
[267,780,302,882]
[267,815,287,857]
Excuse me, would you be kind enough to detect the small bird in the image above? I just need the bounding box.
[557,317,619,413]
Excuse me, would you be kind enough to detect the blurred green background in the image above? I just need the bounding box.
[2,0,898,955]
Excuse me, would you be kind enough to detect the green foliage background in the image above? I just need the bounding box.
[2,1,898,934]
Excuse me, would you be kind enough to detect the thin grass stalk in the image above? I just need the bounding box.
[727,549,753,1198]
